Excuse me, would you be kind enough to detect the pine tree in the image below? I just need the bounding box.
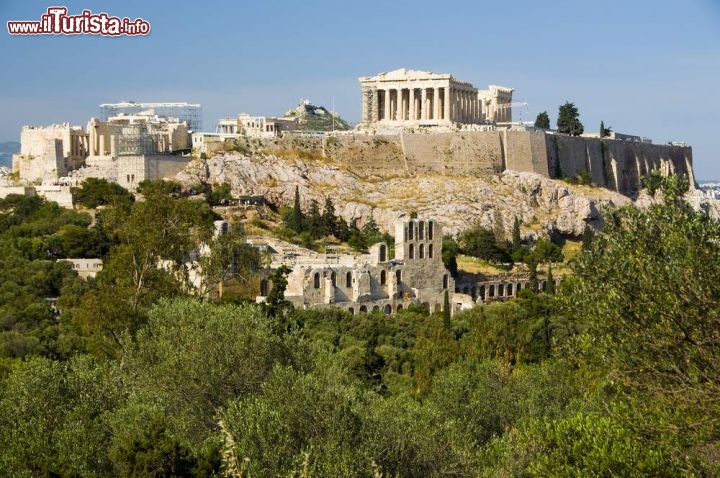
[600,120,606,138]
[557,102,584,136]
[534,111,550,129]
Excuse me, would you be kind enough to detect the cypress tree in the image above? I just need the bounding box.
[290,186,304,233]
[512,217,522,252]
[443,289,452,330]
[546,262,555,294]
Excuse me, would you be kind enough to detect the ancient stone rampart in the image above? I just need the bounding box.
[318,130,693,194]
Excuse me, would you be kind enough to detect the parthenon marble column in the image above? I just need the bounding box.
[444,86,451,121]
[433,88,440,121]
[421,88,427,120]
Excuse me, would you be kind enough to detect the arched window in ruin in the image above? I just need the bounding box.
[517,282,522,291]
[397,304,403,312]
[498,284,505,296]
[409,243,414,259]
[479,285,485,301]
[396,270,402,285]
[383,304,391,315]
[313,272,320,289]
[428,243,433,259]
[419,221,425,240]
[471,287,477,300]
[507,283,514,296]
[443,274,449,289]
[419,244,425,259]
[346,271,352,288]
[379,244,387,262]
[331,272,336,287]
[408,222,414,240]
[428,221,434,240]
[348,307,355,315]
[380,270,387,285]
[260,279,269,296]
[372,305,380,314]
[359,305,367,313]
[489,284,495,297]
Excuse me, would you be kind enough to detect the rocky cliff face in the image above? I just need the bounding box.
[176,152,633,238]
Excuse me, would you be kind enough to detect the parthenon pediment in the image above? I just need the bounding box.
[361,68,451,82]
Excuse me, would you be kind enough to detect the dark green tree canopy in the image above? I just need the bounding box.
[534,111,550,129]
[557,102,584,136]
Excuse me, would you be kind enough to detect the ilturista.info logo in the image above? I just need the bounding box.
[7,7,151,36]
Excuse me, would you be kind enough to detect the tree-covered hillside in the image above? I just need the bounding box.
[0,176,717,476]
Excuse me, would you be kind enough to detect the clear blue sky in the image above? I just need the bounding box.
[2,0,720,178]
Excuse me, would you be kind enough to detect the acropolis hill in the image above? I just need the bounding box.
[6,68,698,235]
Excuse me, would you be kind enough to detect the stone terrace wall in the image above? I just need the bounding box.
[547,135,694,193]
[504,131,550,176]
[238,130,693,195]
[324,131,502,177]
[401,131,502,176]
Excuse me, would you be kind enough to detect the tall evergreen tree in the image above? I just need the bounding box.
[599,120,606,138]
[512,217,522,252]
[321,197,336,237]
[306,199,322,238]
[443,290,451,330]
[534,111,550,129]
[288,186,304,233]
[528,257,539,292]
[546,262,555,294]
[557,102,584,136]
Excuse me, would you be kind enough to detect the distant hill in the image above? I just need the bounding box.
[284,100,351,131]
[0,141,20,168]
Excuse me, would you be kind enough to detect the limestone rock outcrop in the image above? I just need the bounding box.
[176,153,632,238]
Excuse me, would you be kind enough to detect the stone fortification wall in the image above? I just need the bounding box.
[324,131,502,176]
[546,135,694,193]
[320,131,693,194]
[401,131,502,176]
[13,140,64,182]
[217,130,693,196]
[503,131,550,176]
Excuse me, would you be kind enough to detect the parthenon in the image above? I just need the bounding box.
[359,68,513,127]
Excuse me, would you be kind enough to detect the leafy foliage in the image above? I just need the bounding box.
[459,223,511,263]
[561,175,720,462]
[72,177,134,209]
[534,110,550,129]
[557,101,584,136]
